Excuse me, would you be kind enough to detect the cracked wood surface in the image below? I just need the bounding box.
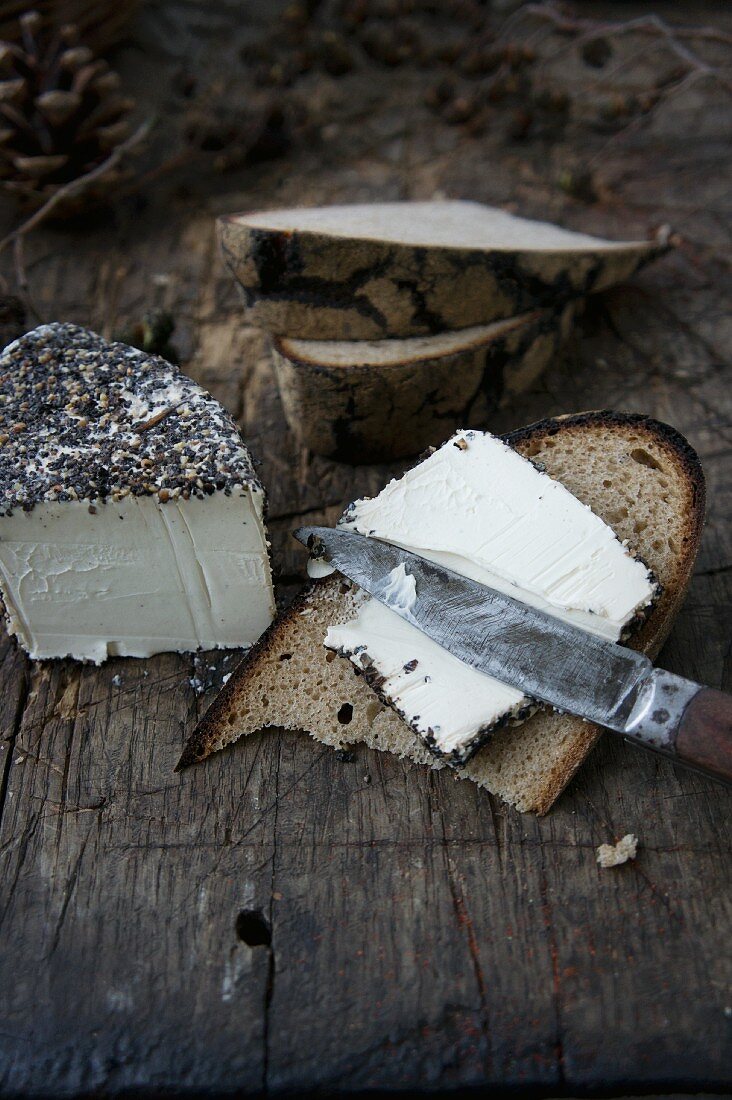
[0,1,731,1094]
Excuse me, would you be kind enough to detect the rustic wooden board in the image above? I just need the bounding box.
[0,2,731,1094]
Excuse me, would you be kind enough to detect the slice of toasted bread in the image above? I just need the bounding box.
[218,201,666,340]
[271,304,577,463]
[178,412,705,815]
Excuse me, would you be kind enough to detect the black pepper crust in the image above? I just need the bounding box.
[0,323,263,515]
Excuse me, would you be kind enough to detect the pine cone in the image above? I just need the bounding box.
[0,1,140,56]
[0,10,137,209]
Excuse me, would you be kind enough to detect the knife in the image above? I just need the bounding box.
[294,525,732,786]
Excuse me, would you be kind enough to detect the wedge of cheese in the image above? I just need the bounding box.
[0,324,275,662]
[325,429,657,764]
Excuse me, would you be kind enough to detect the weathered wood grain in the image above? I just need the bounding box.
[0,0,731,1094]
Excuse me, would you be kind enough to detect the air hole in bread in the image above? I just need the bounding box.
[337,703,354,725]
[262,696,269,707]
[325,650,336,663]
[227,713,236,726]
[603,479,612,488]
[279,652,293,661]
[608,507,629,523]
[235,909,271,948]
[630,447,662,471]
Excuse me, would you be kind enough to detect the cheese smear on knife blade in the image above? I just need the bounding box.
[322,430,657,764]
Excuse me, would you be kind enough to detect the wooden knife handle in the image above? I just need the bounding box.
[675,688,732,783]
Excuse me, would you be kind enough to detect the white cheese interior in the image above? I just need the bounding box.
[0,489,275,663]
[241,201,641,251]
[324,430,656,759]
[337,584,531,757]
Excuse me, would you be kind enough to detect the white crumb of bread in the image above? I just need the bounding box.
[596,834,639,868]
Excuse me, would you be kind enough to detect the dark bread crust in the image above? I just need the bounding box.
[507,410,705,659]
[177,412,705,814]
[176,583,317,770]
[507,410,705,493]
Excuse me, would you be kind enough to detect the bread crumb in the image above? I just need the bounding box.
[596,833,638,868]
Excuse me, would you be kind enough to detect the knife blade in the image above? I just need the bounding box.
[294,525,732,785]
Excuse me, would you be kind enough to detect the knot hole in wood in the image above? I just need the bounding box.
[235,909,272,948]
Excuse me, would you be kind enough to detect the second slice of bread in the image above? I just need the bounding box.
[271,304,576,463]
[178,412,705,815]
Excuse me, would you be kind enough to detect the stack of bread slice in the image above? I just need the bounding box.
[218,201,667,461]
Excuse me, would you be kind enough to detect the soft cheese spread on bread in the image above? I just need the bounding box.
[323,430,658,764]
[0,324,275,662]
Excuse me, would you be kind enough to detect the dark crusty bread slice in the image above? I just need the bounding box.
[218,201,666,340]
[270,303,577,463]
[178,412,705,815]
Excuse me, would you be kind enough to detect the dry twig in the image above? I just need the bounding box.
[0,118,154,254]
[518,2,732,48]
[11,234,40,322]
[134,403,184,434]
[515,3,732,94]
[0,117,154,302]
